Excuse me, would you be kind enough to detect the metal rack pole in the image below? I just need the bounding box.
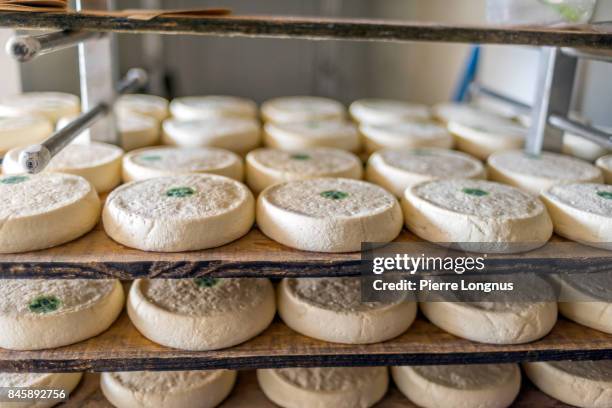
[6,31,105,62]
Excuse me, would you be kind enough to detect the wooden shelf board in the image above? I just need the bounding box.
[0,225,609,279]
[2,314,612,372]
[0,12,611,48]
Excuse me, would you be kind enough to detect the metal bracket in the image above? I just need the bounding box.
[6,31,105,63]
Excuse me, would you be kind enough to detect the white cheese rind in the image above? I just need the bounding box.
[122,146,243,182]
[263,121,360,153]
[558,272,612,334]
[101,370,236,408]
[524,360,612,408]
[0,373,82,408]
[349,99,430,125]
[261,96,345,124]
[359,120,453,154]
[0,279,124,350]
[278,277,416,344]
[402,179,553,253]
[391,364,521,408]
[257,367,388,408]
[0,116,53,155]
[488,150,604,194]
[366,148,486,197]
[246,147,362,194]
[115,94,169,123]
[170,95,257,120]
[0,92,80,124]
[563,132,610,162]
[103,174,254,252]
[596,154,612,184]
[257,178,403,253]
[128,278,276,350]
[0,173,101,254]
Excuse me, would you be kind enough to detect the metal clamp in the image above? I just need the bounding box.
[6,30,105,63]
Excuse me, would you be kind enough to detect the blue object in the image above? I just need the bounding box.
[453,45,481,102]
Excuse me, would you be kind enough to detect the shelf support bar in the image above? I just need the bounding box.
[5,30,105,63]
[469,83,532,115]
[549,114,612,150]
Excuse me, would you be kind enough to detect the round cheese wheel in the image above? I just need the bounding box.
[162,117,261,155]
[431,102,492,125]
[263,121,360,153]
[0,116,53,155]
[524,360,612,408]
[447,113,525,160]
[122,146,243,183]
[261,96,345,124]
[128,278,275,350]
[103,174,254,252]
[278,277,416,344]
[246,147,362,194]
[0,92,80,123]
[366,148,485,197]
[359,120,453,154]
[402,179,553,253]
[349,99,430,125]
[0,279,124,350]
[540,183,612,250]
[257,178,403,252]
[0,373,83,408]
[115,94,170,123]
[3,142,123,193]
[101,370,236,408]
[558,272,612,334]
[488,150,604,194]
[391,364,521,408]
[0,173,100,253]
[563,132,610,162]
[596,154,612,184]
[257,367,388,408]
[170,95,257,120]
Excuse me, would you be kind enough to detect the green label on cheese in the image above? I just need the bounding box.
[140,155,162,162]
[195,277,219,288]
[462,188,488,197]
[28,296,61,314]
[597,191,612,200]
[166,187,195,198]
[320,190,349,200]
[291,154,311,160]
[1,175,28,185]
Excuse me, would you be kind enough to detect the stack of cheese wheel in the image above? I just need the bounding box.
[115,93,170,123]
[402,179,553,253]
[558,271,612,334]
[0,173,100,253]
[103,174,254,252]
[257,178,403,252]
[3,142,123,193]
[524,360,612,408]
[246,147,362,194]
[392,364,521,408]
[488,150,604,194]
[349,98,430,125]
[261,96,345,124]
[541,183,612,250]
[101,370,237,408]
[0,92,80,124]
[0,373,83,408]
[597,154,612,183]
[263,120,360,153]
[122,146,243,182]
[0,116,53,156]
[278,277,416,344]
[257,367,388,408]
[170,95,257,120]
[128,278,275,350]
[0,279,124,350]
[359,120,454,154]
[366,148,486,197]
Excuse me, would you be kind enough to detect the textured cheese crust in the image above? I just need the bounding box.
[558,272,612,334]
[541,183,612,250]
[122,146,243,182]
[261,96,345,124]
[0,116,53,155]
[3,142,123,193]
[257,178,403,252]
[563,132,610,162]
[278,277,416,344]
[170,95,257,120]
[162,117,261,155]
[0,92,80,123]
[0,173,100,253]
[0,279,123,350]
[524,360,612,408]
[359,120,453,154]
[431,103,493,125]
[115,94,170,122]
[263,121,360,153]
[128,278,275,350]
[257,367,388,408]
[447,113,525,160]
[349,99,430,125]
[0,373,82,408]
[366,148,486,197]
[597,154,612,184]
[402,179,553,253]
[246,147,363,194]
[101,370,236,408]
[488,150,604,194]
[391,364,521,408]
[103,174,254,252]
